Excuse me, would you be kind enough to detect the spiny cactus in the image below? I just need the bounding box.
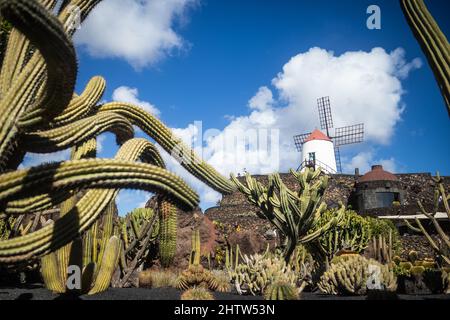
[158,198,178,268]
[400,0,450,116]
[316,209,370,262]
[264,280,299,300]
[0,0,233,266]
[176,229,214,290]
[231,168,345,262]
[180,287,214,301]
[208,270,231,293]
[40,200,121,295]
[404,173,450,266]
[369,230,394,264]
[318,255,397,295]
[230,253,300,296]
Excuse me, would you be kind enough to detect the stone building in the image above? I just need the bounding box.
[352,165,406,212]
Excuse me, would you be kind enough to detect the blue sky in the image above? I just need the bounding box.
[23,0,450,215]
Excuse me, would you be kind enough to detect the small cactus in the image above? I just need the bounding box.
[410,266,426,277]
[180,287,214,301]
[208,270,231,293]
[264,281,299,300]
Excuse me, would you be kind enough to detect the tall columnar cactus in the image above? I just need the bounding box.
[231,168,345,262]
[404,173,450,266]
[0,0,234,266]
[158,198,178,268]
[315,209,371,262]
[400,0,450,116]
[41,201,121,295]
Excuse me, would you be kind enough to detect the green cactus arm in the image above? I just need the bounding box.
[400,0,450,115]
[0,0,59,94]
[0,159,198,211]
[0,0,77,169]
[50,76,106,127]
[4,138,165,215]
[97,102,235,194]
[0,139,198,263]
[0,28,29,96]
[58,0,102,37]
[41,251,66,293]
[88,235,121,295]
[0,0,76,119]
[22,112,134,153]
[19,0,100,128]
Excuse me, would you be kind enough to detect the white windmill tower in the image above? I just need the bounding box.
[293,97,364,174]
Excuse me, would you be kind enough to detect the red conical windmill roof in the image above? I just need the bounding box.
[305,129,332,143]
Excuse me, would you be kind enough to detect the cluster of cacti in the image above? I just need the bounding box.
[40,199,121,295]
[158,199,178,268]
[264,280,299,300]
[229,253,300,297]
[316,209,370,261]
[318,255,397,295]
[0,0,234,278]
[175,229,214,290]
[393,251,449,294]
[392,251,437,276]
[369,230,393,264]
[180,287,215,300]
[404,173,450,266]
[231,168,345,262]
[400,0,450,115]
[117,207,159,287]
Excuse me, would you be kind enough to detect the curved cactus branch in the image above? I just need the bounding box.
[0,139,198,263]
[22,112,134,153]
[0,0,77,169]
[400,0,450,116]
[97,102,235,194]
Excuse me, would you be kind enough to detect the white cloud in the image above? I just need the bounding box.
[342,151,397,174]
[75,0,198,69]
[248,86,274,111]
[169,47,420,207]
[112,86,161,116]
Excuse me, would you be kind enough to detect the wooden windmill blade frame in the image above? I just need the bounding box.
[293,133,311,152]
[317,96,334,136]
[333,123,365,146]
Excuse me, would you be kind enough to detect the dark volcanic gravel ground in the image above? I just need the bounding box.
[0,285,449,300]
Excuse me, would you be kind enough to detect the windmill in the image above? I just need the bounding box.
[293,97,364,174]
